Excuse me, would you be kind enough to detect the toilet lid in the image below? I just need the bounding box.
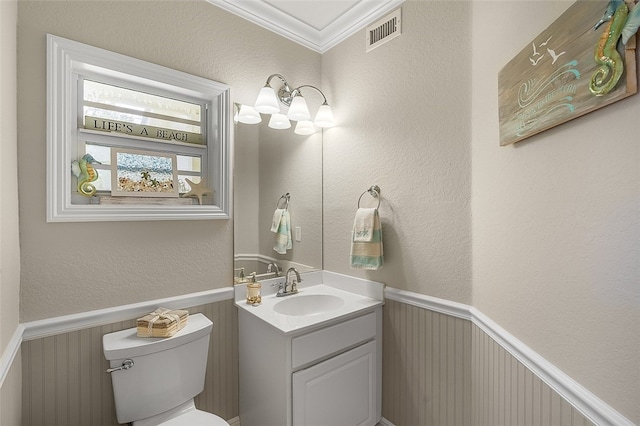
[157,410,229,426]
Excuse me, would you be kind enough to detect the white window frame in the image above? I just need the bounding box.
[47,34,231,221]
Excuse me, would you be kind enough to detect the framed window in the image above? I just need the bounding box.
[47,34,231,221]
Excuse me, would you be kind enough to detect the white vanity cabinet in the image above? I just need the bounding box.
[292,339,378,425]
[238,306,382,426]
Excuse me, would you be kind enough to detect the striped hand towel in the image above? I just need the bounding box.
[350,208,383,270]
[272,209,292,254]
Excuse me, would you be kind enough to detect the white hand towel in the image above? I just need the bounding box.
[271,208,285,232]
[352,208,376,242]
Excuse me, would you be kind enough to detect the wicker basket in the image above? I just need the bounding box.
[136,308,188,338]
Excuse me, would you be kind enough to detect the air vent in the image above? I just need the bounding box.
[366,8,401,52]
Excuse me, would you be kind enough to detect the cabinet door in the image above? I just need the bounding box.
[292,340,377,426]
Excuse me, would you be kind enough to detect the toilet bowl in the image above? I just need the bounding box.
[134,400,228,426]
[103,313,229,426]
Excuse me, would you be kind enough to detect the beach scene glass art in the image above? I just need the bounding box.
[112,149,179,197]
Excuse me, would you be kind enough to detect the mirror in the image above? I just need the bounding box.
[234,112,322,281]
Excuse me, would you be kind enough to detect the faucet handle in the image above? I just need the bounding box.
[271,280,286,294]
[291,275,301,292]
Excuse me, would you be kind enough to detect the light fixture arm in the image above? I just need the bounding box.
[264,74,296,106]
[291,85,330,106]
[264,73,290,91]
[264,74,330,107]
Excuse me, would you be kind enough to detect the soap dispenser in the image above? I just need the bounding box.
[246,273,262,305]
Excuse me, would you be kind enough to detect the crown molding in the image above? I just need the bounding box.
[206,0,404,53]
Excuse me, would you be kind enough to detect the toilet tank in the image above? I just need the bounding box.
[103,313,213,424]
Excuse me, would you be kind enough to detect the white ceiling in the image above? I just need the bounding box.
[207,0,404,53]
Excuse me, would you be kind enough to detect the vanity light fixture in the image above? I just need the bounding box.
[253,73,335,132]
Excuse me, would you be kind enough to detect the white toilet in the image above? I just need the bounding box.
[103,313,229,426]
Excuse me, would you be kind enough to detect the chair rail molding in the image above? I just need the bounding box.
[384,287,635,426]
[22,286,233,341]
[0,325,24,388]
[1,287,235,387]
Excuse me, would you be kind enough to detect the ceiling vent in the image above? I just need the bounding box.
[366,8,401,52]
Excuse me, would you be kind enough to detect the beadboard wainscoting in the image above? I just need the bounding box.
[384,288,632,426]
[382,298,593,425]
[471,323,592,426]
[383,299,473,425]
[1,348,22,426]
[5,283,634,426]
[20,298,239,426]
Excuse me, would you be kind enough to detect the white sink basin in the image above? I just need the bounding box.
[274,294,345,316]
[234,274,385,333]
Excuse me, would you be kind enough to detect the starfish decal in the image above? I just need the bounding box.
[183,178,212,205]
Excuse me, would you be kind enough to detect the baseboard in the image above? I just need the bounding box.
[227,415,241,426]
[227,415,391,426]
[384,288,635,426]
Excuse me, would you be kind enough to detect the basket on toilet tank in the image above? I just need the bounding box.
[103,313,229,426]
[136,307,189,338]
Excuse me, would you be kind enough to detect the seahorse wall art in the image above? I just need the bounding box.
[71,154,101,197]
[590,0,640,96]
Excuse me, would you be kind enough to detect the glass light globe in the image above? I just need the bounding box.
[287,96,311,121]
[236,105,262,124]
[268,113,291,129]
[314,104,335,128]
[254,86,280,114]
[294,120,317,135]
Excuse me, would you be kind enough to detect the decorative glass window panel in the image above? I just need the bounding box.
[85,144,111,164]
[177,155,201,172]
[83,80,205,145]
[111,149,179,198]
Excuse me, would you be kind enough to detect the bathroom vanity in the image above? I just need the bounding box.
[235,271,384,426]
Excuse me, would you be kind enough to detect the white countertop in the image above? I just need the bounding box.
[234,271,385,334]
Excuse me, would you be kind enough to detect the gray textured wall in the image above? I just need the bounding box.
[16,0,320,321]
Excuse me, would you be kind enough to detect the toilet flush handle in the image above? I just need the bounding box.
[105,359,134,374]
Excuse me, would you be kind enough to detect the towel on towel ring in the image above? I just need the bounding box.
[350,208,383,270]
[272,208,292,254]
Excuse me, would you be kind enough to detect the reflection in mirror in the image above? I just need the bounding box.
[234,110,322,283]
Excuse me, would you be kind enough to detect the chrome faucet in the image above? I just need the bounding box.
[277,267,302,297]
[266,262,281,277]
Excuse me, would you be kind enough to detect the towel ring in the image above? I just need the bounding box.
[357,185,381,209]
[276,193,290,210]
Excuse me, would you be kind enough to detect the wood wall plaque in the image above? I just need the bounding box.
[498,0,638,146]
